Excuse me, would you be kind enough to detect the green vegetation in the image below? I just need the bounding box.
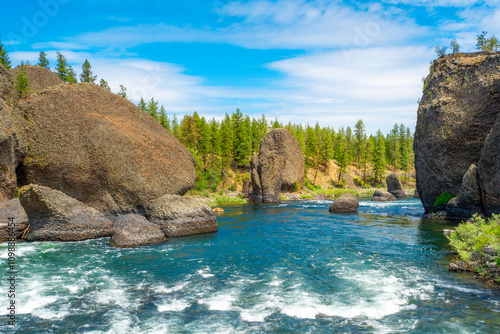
[0,40,12,70]
[300,194,314,200]
[117,84,128,100]
[55,52,77,83]
[99,79,111,91]
[207,195,247,206]
[313,187,359,198]
[37,51,50,69]
[80,59,97,83]
[434,191,454,206]
[14,65,30,99]
[476,31,499,52]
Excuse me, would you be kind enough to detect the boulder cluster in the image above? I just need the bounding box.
[415,52,500,219]
[0,64,217,247]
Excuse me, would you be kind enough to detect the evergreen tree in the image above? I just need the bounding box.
[231,109,252,163]
[117,84,128,99]
[55,52,77,83]
[80,59,97,83]
[372,130,386,183]
[37,51,50,69]
[360,134,370,186]
[354,120,366,170]
[220,114,233,167]
[180,114,199,150]
[250,118,260,154]
[305,125,319,168]
[159,106,170,131]
[197,116,210,165]
[320,127,333,166]
[386,124,400,171]
[0,41,12,70]
[99,79,111,91]
[171,114,180,139]
[146,97,159,121]
[14,65,30,99]
[336,140,348,182]
[137,97,147,111]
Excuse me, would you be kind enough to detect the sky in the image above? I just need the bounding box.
[1,0,500,133]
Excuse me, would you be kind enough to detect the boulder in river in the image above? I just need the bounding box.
[13,83,196,214]
[386,173,406,198]
[371,190,397,202]
[251,128,304,202]
[146,194,218,237]
[329,193,359,213]
[110,214,166,248]
[19,184,113,241]
[0,198,29,239]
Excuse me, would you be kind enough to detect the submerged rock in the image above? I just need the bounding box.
[19,184,112,241]
[146,194,217,237]
[329,193,359,213]
[110,214,166,248]
[386,173,406,198]
[371,190,397,202]
[0,198,29,239]
[14,83,196,214]
[251,128,304,202]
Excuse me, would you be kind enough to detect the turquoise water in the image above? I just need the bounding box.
[2,199,500,333]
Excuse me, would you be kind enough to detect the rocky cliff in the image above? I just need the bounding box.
[415,52,500,217]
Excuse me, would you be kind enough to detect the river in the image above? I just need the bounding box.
[1,199,499,333]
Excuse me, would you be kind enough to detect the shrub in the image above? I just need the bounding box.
[208,195,246,206]
[292,182,300,192]
[448,214,500,264]
[228,183,236,192]
[434,191,454,206]
[300,194,314,200]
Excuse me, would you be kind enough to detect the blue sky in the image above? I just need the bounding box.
[2,0,500,133]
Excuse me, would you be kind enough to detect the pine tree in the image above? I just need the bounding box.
[305,125,319,168]
[137,97,147,111]
[14,65,30,99]
[55,52,77,83]
[172,114,180,139]
[0,41,12,70]
[235,115,252,163]
[354,120,366,170]
[80,59,97,83]
[37,51,50,69]
[320,127,333,166]
[117,84,128,99]
[387,124,400,171]
[146,97,159,121]
[159,106,170,131]
[336,140,348,182]
[372,130,386,183]
[180,115,199,150]
[99,79,111,91]
[220,114,233,167]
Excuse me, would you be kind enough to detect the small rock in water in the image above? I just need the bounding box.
[213,208,224,214]
[329,193,359,213]
[443,229,455,236]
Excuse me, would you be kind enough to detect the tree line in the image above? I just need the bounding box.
[138,99,414,192]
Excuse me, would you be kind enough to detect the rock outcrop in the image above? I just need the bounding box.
[371,190,397,202]
[110,214,166,248]
[0,99,19,202]
[10,65,63,94]
[415,52,500,217]
[386,173,406,198]
[19,184,113,241]
[446,164,483,219]
[329,193,359,213]
[14,83,196,214]
[478,117,500,215]
[251,128,304,202]
[146,194,217,237]
[0,64,13,103]
[0,198,29,239]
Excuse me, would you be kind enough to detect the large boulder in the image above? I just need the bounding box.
[15,83,196,214]
[478,117,500,215]
[386,173,406,198]
[0,198,29,239]
[371,190,397,202]
[10,65,63,94]
[251,128,304,202]
[415,52,500,214]
[110,214,166,248]
[0,64,13,103]
[146,194,217,237]
[329,193,359,213]
[446,164,483,219]
[19,184,112,241]
[0,99,19,202]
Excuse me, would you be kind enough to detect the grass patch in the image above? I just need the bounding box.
[207,195,247,207]
[313,187,359,198]
[300,194,315,200]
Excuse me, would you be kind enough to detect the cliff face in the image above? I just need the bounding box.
[415,52,500,217]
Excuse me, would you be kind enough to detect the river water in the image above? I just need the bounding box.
[1,199,500,333]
